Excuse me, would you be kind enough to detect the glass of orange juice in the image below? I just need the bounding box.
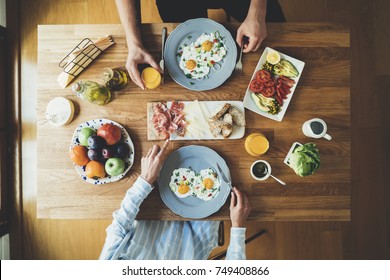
[141,67,161,89]
[245,133,269,156]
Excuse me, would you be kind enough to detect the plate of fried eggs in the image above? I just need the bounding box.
[169,167,220,201]
[158,145,231,218]
[164,18,237,91]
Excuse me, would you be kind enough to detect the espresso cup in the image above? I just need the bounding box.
[250,160,271,181]
[302,118,332,140]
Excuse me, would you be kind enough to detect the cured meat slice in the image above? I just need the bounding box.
[170,101,185,113]
[151,101,187,139]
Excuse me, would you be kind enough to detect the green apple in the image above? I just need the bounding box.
[105,157,125,176]
[79,127,96,146]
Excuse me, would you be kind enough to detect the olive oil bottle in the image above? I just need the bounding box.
[72,80,111,105]
[101,68,129,90]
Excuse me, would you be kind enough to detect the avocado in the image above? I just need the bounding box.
[273,59,299,78]
[251,92,281,115]
[251,92,270,112]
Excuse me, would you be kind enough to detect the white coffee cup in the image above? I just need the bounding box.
[250,160,271,181]
[302,118,332,140]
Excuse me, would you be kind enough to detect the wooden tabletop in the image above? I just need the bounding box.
[37,23,350,220]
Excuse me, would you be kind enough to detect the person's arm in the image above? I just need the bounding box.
[225,187,251,260]
[236,0,267,53]
[99,140,169,259]
[115,0,161,89]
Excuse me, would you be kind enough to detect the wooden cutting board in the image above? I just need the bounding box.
[147,100,245,141]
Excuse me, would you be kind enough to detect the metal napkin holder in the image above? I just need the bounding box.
[58,38,102,77]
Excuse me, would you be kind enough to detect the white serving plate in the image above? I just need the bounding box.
[243,47,305,121]
[169,100,245,140]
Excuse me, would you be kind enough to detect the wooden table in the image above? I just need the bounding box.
[37,23,350,221]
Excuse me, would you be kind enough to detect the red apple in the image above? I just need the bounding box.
[97,123,122,145]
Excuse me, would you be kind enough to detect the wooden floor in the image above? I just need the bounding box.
[12,0,389,259]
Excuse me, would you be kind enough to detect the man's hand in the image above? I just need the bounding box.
[115,0,162,89]
[236,17,266,53]
[230,187,251,227]
[236,0,267,53]
[140,139,169,184]
[126,45,162,90]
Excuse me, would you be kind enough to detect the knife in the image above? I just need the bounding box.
[159,27,167,84]
[216,162,233,190]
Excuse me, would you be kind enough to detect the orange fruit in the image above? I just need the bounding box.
[70,145,89,166]
[85,160,106,179]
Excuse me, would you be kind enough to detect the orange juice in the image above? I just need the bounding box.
[245,133,269,156]
[141,67,161,89]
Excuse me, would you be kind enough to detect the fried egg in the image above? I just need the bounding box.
[179,45,210,79]
[178,31,227,80]
[169,168,196,198]
[194,33,227,64]
[194,168,220,201]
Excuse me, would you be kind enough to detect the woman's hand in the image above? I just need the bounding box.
[140,139,169,184]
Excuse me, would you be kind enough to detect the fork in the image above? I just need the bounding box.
[234,39,244,75]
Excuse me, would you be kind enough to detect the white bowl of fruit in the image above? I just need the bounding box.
[69,119,134,184]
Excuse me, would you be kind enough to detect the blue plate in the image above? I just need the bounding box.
[158,145,231,219]
[164,18,237,91]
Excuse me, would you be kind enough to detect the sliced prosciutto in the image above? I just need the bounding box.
[152,101,187,139]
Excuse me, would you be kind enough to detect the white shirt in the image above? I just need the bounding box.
[99,177,246,260]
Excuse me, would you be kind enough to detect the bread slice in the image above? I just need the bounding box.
[223,113,233,125]
[221,123,233,138]
[208,103,231,121]
[208,120,224,138]
[228,106,246,126]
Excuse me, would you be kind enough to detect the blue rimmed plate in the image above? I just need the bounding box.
[158,145,231,219]
[70,119,135,185]
[164,18,237,91]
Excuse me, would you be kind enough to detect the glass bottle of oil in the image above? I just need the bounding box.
[101,68,129,90]
[72,80,111,105]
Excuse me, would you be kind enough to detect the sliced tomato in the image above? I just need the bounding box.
[261,86,275,97]
[249,80,264,93]
[264,77,276,87]
[256,70,271,83]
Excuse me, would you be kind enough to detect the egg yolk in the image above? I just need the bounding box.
[178,184,190,194]
[185,59,197,70]
[203,178,214,189]
[202,40,214,52]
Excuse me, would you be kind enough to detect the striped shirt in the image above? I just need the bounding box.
[99,177,246,260]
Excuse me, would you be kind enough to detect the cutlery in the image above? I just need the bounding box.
[216,163,233,190]
[234,39,244,75]
[269,174,286,186]
[159,27,167,84]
